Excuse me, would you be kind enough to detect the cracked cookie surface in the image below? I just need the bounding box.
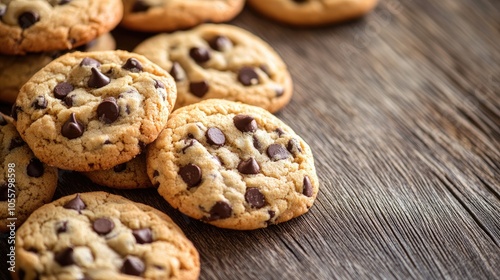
[248,0,379,26]
[0,115,57,232]
[121,0,244,32]
[14,191,200,280]
[14,50,177,172]
[147,99,319,230]
[134,24,293,113]
[0,0,123,55]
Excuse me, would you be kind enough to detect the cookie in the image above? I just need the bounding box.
[0,114,58,232]
[248,0,379,26]
[134,24,293,113]
[0,33,117,104]
[14,191,200,280]
[14,50,177,172]
[82,153,153,189]
[120,0,245,32]
[0,0,123,55]
[147,99,319,230]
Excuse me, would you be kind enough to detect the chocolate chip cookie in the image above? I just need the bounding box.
[248,0,379,26]
[0,114,57,232]
[134,24,293,113]
[0,33,117,104]
[14,191,200,280]
[121,0,245,32]
[147,99,319,230]
[14,50,177,172]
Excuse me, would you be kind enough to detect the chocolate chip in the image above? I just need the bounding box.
[207,201,232,221]
[154,79,165,89]
[122,58,143,72]
[266,210,276,225]
[189,47,211,63]
[93,218,114,235]
[55,247,75,266]
[169,62,184,82]
[303,175,313,197]
[287,139,302,155]
[189,80,209,97]
[0,114,6,126]
[56,221,68,234]
[182,139,197,154]
[208,35,232,51]
[59,0,72,5]
[63,194,86,212]
[88,67,110,88]
[0,183,8,201]
[260,64,271,77]
[245,188,266,208]
[54,82,74,99]
[61,113,84,139]
[113,163,127,173]
[80,57,101,68]
[32,95,47,109]
[121,256,145,276]
[11,105,20,121]
[9,137,25,150]
[18,11,39,29]
[267,144,290,161]
[238,158,260,174]
[132,0,150,12]
[132,228,153,244]
[206,127,225,146]
[238,67,259,86]
[97,97,119,124]
[27,158,44,178]
[153,170,159,177]
[275,128,285,137]
[64,95,74,107]
[179,163,202,189]
[253,135,262,151]
[233,115,257,133]
[275,87,284,97]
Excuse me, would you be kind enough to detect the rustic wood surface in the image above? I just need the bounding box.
[1,0,499,279]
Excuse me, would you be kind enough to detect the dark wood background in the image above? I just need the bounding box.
[1,0,499,279]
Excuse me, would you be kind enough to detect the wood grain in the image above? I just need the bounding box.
[1,0,499,279]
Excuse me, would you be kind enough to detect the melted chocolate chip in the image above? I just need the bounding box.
[132,228,153,244]
[182,139,197,154]
[245,188,266,208]
[32,95,47,109]
[206,127,225,146]
[208,35,233,51]
[56,221,68,234]
[238,67,259,86]
[80,57,101,68]
[287,139,302,155]
[61,113,84,139]
[55,247,75,266]
[121,256,145,276]
[97,97,119,124]
[179,163,202,189]
[93,218,114,235]
[189,80,209,97]
[303,175,313,197]
[0,183,8,201]
[27,158,44,178]
[237,158,260,174]
[18,11,39,29]
[113,163,127,173]
[267,144,290,161]
[189,47,211,63]
[233,115,257,133]
[54,82,74,99]
[122,58,143,72]
[253,135,262,151]
[275,128,285,137]
[9,137,25,150]
[0,114,6,126]
[63,194,86,212]
[169,62,184,82]
[88,67,110,88]
[154,79,165,89]
[207,201,232,221]
[132,0,150,12]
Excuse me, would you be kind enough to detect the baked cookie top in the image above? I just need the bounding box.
[0,0,123,55]
[248,0,379,26]
[147,99,319,230]
[14,50,177,172]
[134,24,293,113]
[121,0,244,32]
[15,191,200,280]
[0,115,57,232]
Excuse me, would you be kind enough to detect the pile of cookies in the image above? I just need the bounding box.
[1,1,378,279]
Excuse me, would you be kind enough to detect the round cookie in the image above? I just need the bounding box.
[248,0,379,26]
[82,153,153,189]
[0,33,117,104]
[120,0,245,32]
[14,191,200,280]
[147,99,319,230]
[0,0,123,55]
[0,114,58,232]
[14,50,177,172]
[134,24,293,113]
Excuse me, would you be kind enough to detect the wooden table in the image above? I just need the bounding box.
[1,0,499,279]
